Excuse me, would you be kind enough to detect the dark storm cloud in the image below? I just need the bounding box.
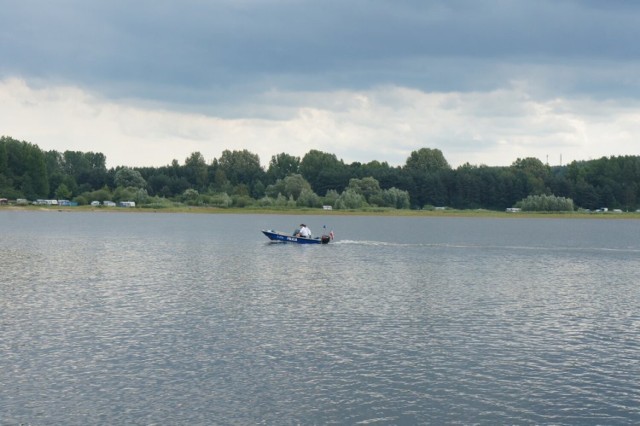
[2,0,640,104]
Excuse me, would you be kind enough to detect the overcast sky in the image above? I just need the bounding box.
[2,0,640,168]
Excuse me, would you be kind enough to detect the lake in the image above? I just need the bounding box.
[1,210,639,425]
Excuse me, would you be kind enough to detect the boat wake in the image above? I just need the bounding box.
[333,240,451,248]
[332,239,640,254]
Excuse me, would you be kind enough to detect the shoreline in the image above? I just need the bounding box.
[2,205,640,219]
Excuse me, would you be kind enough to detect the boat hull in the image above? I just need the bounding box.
[262,230,330,244]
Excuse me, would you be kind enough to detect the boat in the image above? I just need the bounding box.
[262,229,333,244]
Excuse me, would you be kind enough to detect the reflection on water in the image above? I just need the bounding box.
[1,211,640,424]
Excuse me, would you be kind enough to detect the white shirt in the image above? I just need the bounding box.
[299,226,311,238]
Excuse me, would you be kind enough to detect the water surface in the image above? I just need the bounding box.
[1,211,639,424]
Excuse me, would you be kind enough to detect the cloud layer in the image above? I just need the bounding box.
[2,1,639,168]
[4,77,639,168]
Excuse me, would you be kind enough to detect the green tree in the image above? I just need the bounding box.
[402,148,451,208]
[267,153,300,183]
[26,145,49,198]
[216,149,263,185]
[82,152,108,189]
[404,148,450,174]
[0,139,8,175]
[265,174,314,200]
[296,188,322,207]
[63,151,91,181]
[115,167,146,189]
[184,151,208,190]
[300,150,348,195]
[55,183,72,200]
[215,149,265,192]
[210,168,231,194]
[573,180,600,209]
[511,157,550,195]
[283,174,312,199]
[323,189,340,206]
[147,173,172,197]
[348,177,382,204]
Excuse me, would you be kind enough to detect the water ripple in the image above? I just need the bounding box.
[2,212,640,424]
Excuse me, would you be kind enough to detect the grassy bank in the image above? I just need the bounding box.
[4,204,640,219]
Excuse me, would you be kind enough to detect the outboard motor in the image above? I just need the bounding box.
[321,235,331,244]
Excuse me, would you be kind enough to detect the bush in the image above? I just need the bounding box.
[232,195,254,207]
[182,188,200,205]
[113,186,138,203]
[81,187,113,203]
[296,188,322,208]
[323,189,340,206]
[335,189,367,209]
[516,194,574,212]
[141,197,178,209]
[209,193,233,207]
[382,187,411,209]
[73,195,88,206]
[257,196,275,207]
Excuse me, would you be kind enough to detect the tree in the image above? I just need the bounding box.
[381,187,411,209]
[404,148,450,174]
[511,157,550,195]
[216,149,265,192]
[402,148,451,208]
[267,153,300,183]
[573,180,600,209]
[335,188,367,209]
[115,167,146,189]
[451,163,482,209]
[147,173,172,197]
[26,145,49,198]
[210,168,231,193]
[184,151,208,190]
[82,152,108,189]
[55,183,72,200]
[296,188,322,207]
[265,174,314,200]
[63,151,91,181]
[0,139,8,175]
[300,150,348,195]
[283,174,312,199]
[348,177,382,204]
[323,189,340,206]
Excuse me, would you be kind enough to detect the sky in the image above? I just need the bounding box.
[2,0,640,169]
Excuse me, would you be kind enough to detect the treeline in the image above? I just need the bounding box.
[2,135,640,211]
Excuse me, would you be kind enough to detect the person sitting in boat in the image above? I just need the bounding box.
[296,223,311,238]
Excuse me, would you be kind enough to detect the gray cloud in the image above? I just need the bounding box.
[3,0,640,169]
[3,0,640,105]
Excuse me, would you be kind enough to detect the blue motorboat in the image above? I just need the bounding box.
[262,229,333,244]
